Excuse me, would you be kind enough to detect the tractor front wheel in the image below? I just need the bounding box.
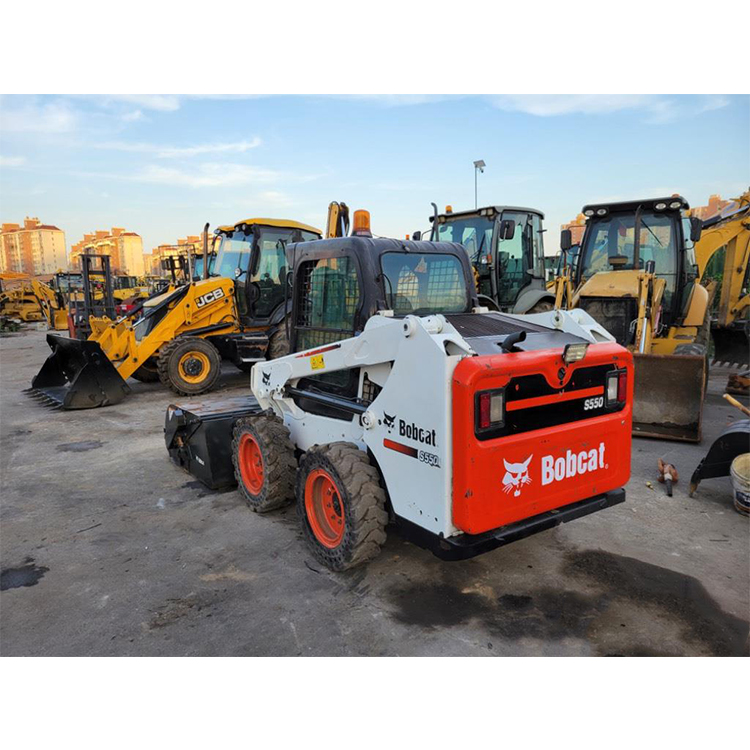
[297,443,388,571]
[132,357,160,383]
[232,411,296,512]
[157,336,222,395]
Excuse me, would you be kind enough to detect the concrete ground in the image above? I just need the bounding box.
[1,327,748,656]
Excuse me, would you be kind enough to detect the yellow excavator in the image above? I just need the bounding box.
[29,218,325,409]
[695,189,749,368]
[557,195,710,442]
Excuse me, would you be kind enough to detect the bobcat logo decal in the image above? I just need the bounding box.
[502,455,533,497]
[383,413,396,432]
[261,371,271,386]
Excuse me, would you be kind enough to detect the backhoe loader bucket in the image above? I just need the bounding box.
[27,334,130,409]
[711,325,749,368]
[632,352,706,442]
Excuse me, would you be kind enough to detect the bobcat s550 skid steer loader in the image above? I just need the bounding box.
[165,217,633,570]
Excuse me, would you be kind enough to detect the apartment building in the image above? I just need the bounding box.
[146,235,203,276]
[69,227,145,276]
[0,217,67,275]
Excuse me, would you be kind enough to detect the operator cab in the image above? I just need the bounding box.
[212,218,322,326]
[427,205,549,313]
[571,196,702,331]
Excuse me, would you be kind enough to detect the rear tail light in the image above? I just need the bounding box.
[476,388,505,432]
[606,369,627,406]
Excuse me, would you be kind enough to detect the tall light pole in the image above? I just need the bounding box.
[473,159,485,209]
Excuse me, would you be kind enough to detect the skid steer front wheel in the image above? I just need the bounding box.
[297,443,388,571]
[232,411,296,512]
[157,337,222,395]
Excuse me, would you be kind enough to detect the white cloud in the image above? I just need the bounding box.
[121,109,144,122]
[0,155,26,167]
[0,100,78,133]
[131,162,281,188]
[489,94,650,116]
[489,94,731,123]
[108,95,182,112]
[96,138,262,158]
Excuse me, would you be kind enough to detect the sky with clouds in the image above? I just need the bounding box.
[0,94,747,256]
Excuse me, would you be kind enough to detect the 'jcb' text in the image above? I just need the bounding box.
[196,288,225,308]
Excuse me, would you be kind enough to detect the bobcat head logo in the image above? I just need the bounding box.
[383,413,396,432]
[502,455,533,497]
[261,371,271,385]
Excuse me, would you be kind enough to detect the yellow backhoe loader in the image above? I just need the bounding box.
[695,189,749,367]
[28,218,324,409]
[557,195,710,442]
[0,273,44,322]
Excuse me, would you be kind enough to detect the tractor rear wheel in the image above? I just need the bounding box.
[132,357,160,382]
[268,321,290,359]
[157,336,222,395]
[297,443,388,571]
[232,411,296,512]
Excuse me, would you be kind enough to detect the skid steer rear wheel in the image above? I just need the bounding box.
[297,443,388,571]
[232,411,296,512]
[157,336,222,395]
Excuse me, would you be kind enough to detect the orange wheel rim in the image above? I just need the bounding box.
[178,351,211,384]
[305,468,345,548]
[238,433,264,495]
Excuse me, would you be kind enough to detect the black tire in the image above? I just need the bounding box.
[268,322,290,359]
[157,336,222,395]
[131,357,160,382]
[527,299,554,313]
[232,411,296,512]
[296,443,388,571]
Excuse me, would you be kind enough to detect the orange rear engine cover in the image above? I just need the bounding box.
[451,343,633,535]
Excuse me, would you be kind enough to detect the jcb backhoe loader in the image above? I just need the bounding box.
[696,189,749,367]
[556,195,709,442]
[28,218,323,409]
[166,215,633,571]
[417,204,556,314]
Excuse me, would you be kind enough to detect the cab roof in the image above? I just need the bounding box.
[581,196,690,215]
[438,205,545,221]
[215,218,322,235]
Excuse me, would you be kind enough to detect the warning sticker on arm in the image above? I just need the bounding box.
[310,354,325,370]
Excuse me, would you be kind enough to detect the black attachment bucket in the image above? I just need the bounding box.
[27,334,130,409]
[711,324,750,369]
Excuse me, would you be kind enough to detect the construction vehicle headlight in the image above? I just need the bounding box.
[584,209,595,217]
[476,389,505,431]
[596,208,607,216]
[655,202,667,210]
[563,342,589,364]
[669,200,682,209]
[606,369,627,405]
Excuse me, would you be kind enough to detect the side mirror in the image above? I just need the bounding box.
[412,230,422,241]
[498,219,515,241]
[690,216,703,243]
[560,229,572,251]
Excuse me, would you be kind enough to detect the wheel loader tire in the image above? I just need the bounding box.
[296,443,388,571]
[157,336,222,395]
[131,357,160,383]
[268,322,290,359]
[528,299,554,313]
[232,411,296,512]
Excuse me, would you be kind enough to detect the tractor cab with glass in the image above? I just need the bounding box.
[568,197,704,346]
[421,205,555,314]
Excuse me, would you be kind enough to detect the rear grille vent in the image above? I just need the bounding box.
[446,312,549,338]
